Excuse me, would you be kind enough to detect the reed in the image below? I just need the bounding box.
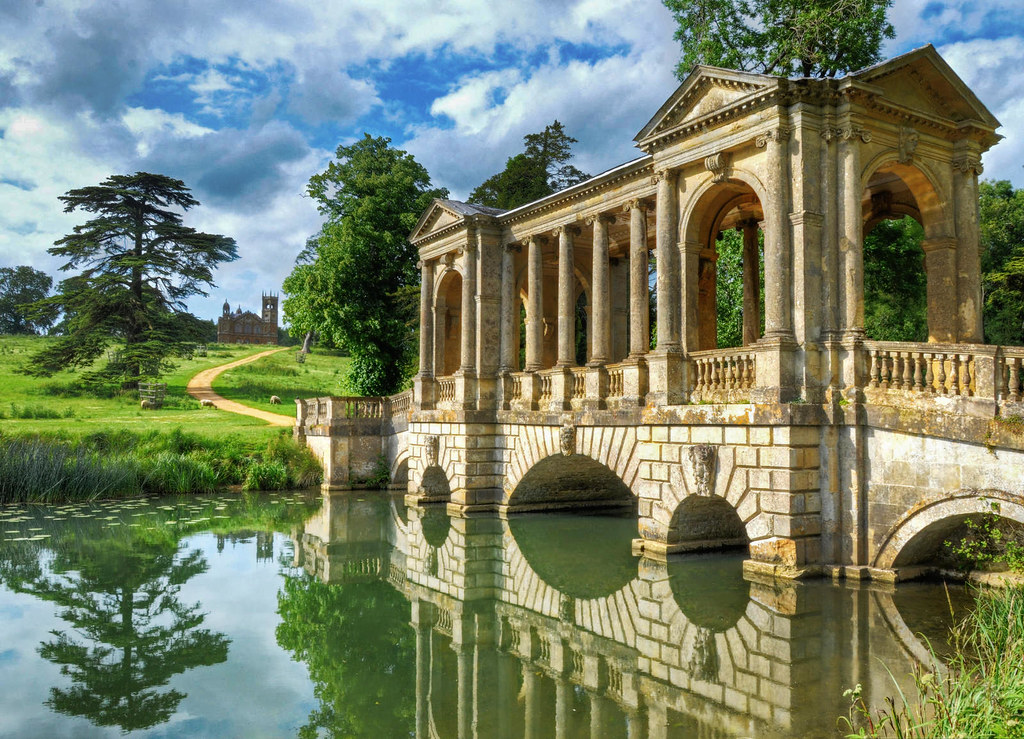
[842,585,1024,738]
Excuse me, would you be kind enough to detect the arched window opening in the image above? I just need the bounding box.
[714,226,764,349]
[575,290,589,366]
[518,301,527,371]
[863,215,927,342]
[435,271,463,376]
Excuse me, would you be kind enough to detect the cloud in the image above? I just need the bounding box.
[287,66,381,126]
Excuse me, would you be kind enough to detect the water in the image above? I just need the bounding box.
[0,492,975,738]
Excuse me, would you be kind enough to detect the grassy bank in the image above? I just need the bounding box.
[212,346,353,413]
[843,584,1024,738]
[0,336,275,438]
[0,427,322,505]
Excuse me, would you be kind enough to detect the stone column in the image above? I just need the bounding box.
[922,237,958,343]
[757,127,794,340]
[680,239,701,355]
[654,169,681,350]
[588,214,614,364]
[525,236,546,371]
[419,259,435,376]
[740,219,761,346]
[953,148,984,343]
[413,604,431,739]
[626,199,649,357]
[523,662,539,739]
[555,225,580,367]
[459,239,478,374]
[839,125,869,337]
[499,243,520,372]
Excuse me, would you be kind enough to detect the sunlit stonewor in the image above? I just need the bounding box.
[217,292,279,345]
[296,46,1024,582]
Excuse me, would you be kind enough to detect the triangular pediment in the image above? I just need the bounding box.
[635,66,776,147]
[852,45,999,128]
[410,199,506,243]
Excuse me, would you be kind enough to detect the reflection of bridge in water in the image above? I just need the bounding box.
[294,494,958,738]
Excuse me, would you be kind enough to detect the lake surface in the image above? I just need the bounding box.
[0,491,974,738]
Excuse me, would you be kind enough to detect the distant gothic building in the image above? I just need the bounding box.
[217,293,278,344]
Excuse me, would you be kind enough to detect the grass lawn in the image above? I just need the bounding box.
[0,335,278,440]
[212,347,354,414]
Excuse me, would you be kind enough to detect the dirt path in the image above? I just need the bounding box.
[186,348,295,427]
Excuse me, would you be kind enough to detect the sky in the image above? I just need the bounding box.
[1,0,1023,325]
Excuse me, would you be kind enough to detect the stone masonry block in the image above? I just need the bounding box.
[736,491,759,521]
[661,444,681,464]
[691,426,725,444]
[749,427,771,445]
[652,426,669,442]
[724,426,749,445]
[771,426,819,445]
[670,426,689,443]
[760,491,803,515]
[637,426,651,441]
[772,514,822,537]
[736,446,759,467]
[639,442,660,460]
[759,446,799,469]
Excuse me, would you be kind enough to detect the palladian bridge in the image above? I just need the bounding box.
[296,46,1024,582]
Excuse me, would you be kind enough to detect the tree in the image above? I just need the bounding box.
[0,265,55,334]
[468,121,590,209]
[863,216,928,342]
[981,180,1024,346]
[663,0,894,80]
[283,135,446,396]
[25,173,237,385]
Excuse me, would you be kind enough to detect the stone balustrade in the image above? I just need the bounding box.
[998,347,1024,411]
[295,396,385,427]
[689,347,757,403]
[864,341,981,396]
[436,377,456,405]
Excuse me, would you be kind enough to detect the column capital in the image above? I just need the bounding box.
[624,198,649,213]
[652,168,676,184]
[503,241,522,253]
[704,151,731,183]
[585,213,616,226]
[735,217,761,231]
[837,125,871,143]
[755,125,792,148]
[952,154,983,176]
[527,234,549,246]
[552,224,582,237]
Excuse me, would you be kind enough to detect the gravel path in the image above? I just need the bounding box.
[186,348,294,427]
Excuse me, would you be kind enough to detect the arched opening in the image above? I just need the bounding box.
[683,181,766,349]
[508,513,637,599]
[419,465,452,502]
[391,458,409,489]
[435,270,462,375]
[666,496,748,552]
[507,454,635,513]
[861,162,948,342]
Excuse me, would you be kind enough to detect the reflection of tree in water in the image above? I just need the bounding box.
[276,575,415,738]
[0,528,229,732]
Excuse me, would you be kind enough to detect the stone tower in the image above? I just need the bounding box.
[262,293,279,336]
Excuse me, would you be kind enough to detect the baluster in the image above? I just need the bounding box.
[879,351,890,389]
[869,349,880,388]
[959,354,972,397]
[937,355,948,395]
[710,359,719,390]
[1011,358,1022,402]
[949,355,961,395]
[728,358,737,389]
[902,351,913,391]
[924,354,935,393]
[913,352,924,392]
[889,352,901,390]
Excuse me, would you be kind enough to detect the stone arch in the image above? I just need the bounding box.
[873,489,1024,571]
[390,450,410,489]
[860,154,950,239]
[666,495,748,552]
[501,425,642,508]
[506,453,635,513]
[679,170,770,350]
[434,268,463,375]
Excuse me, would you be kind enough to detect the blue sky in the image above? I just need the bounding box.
[1,0,1022,323]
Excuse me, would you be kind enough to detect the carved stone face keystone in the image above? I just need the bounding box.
[688,444,717,497]
[424,435,440,467]
[560,425,576,457]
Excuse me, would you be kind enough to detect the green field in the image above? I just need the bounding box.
[0,336,274,439]
[212,346,353,414]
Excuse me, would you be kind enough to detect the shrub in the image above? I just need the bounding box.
[243,460,289,491]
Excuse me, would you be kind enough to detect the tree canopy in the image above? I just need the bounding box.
[981,180,1024,346]
[25,172,237,385]
[283,135,446,396]
[468,121,590,210]
[0,265,54,334]
[663,0,894,80]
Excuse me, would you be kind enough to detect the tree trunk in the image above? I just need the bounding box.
[301,331,314,354]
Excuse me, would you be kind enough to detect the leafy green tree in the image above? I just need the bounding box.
[0,527,229,732]
[469,121,590,209]
[284,135,446,395]
[25,173,237,385]
[276,576,415,738]
[0,265,55,334]
[863,216,928,342]
[714,229,764,348]
[981,180,1024,346]
[663,0,894,79]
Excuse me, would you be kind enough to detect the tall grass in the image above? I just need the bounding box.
[0,428,323,505]
[842,585,1024,738]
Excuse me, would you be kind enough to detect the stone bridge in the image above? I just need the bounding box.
[296,46,1024,581]
[291,495,952,738]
